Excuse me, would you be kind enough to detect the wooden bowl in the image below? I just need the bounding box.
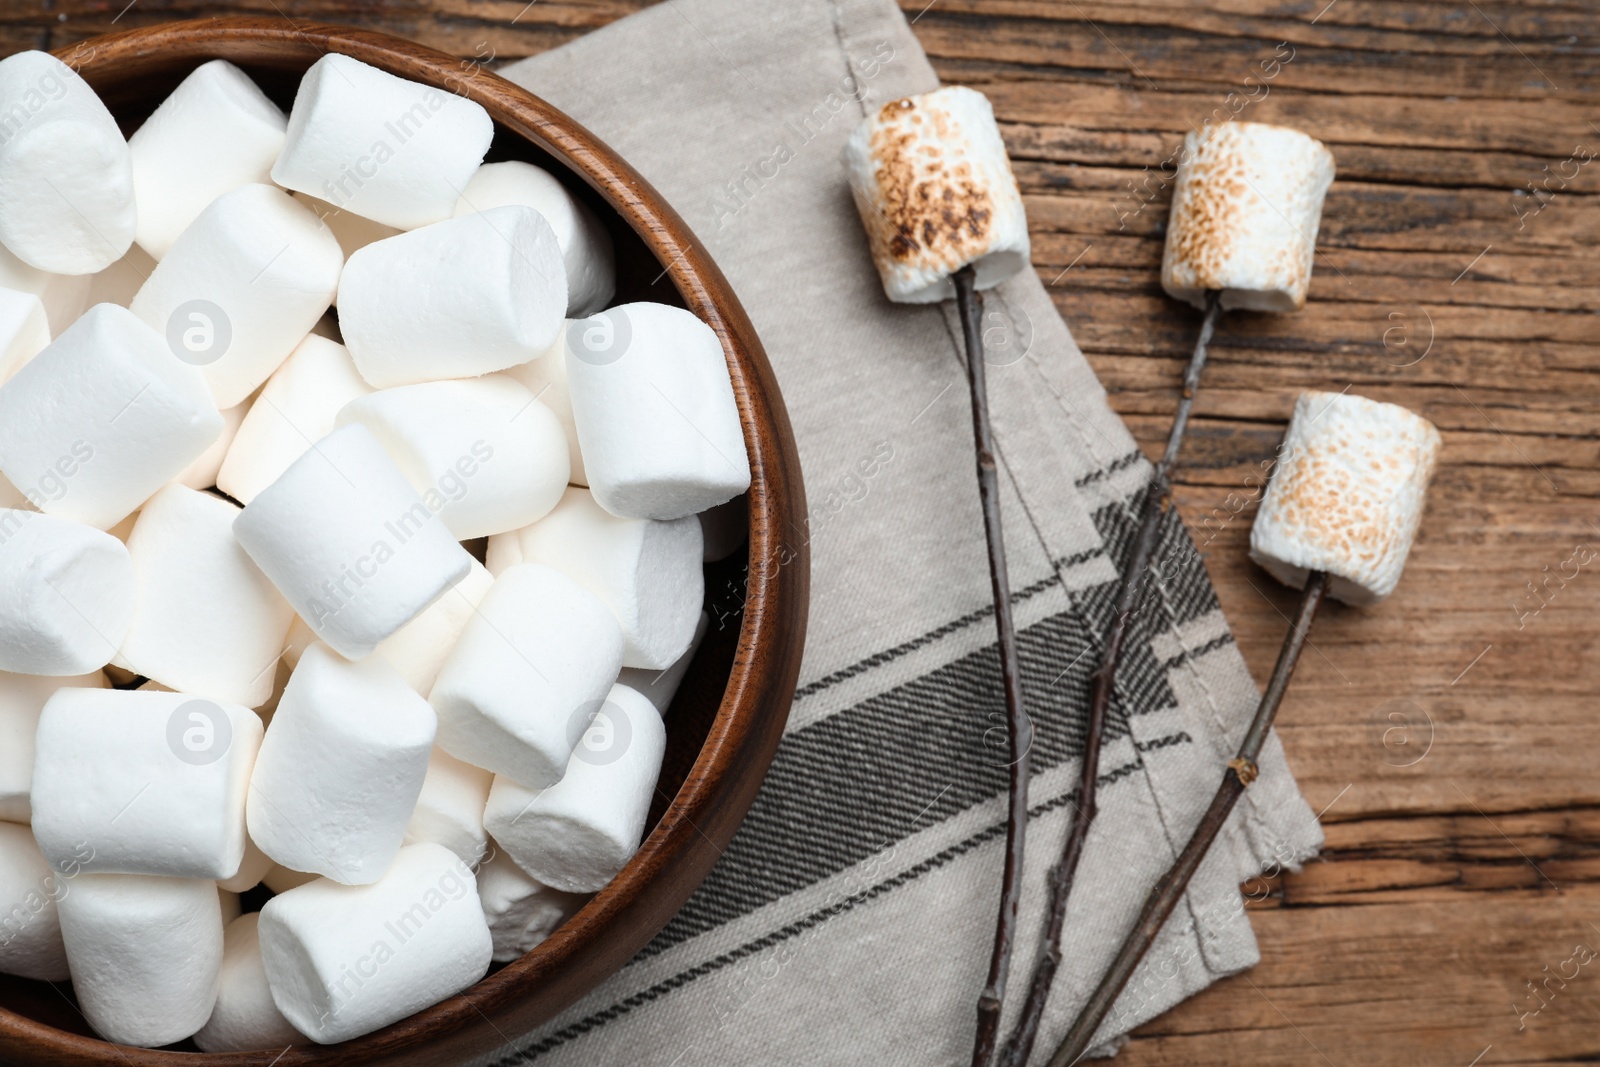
[0,18,808,1066]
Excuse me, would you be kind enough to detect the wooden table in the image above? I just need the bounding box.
[23,1,1596,1063]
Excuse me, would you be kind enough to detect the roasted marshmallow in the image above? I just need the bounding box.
[0,509,134,675]
[488,487,702,670]
[257,843,493,1044]
[218,334,374,504]
[128,60,288,260]
[403,747,492,866]
[567,303,749,519]
[0,669,106,820]
[232,424,474,659]
[0,303,222,530]
[130,183,343,408]
[0,822,71,981]
[841,86,1030,304]
[0,52,135,275]
[56,873,223,1046]
[617,610,708,715]
[116,486,293,705]
[339,207,567,388]
[476,846,585,963]
[193,913,304,1053]
[506,326,587,485]
[1161,122,1336,313]
[338,375,569,538]
[31,687,262,879]
[0,287,50,383]
[1251,391,1441,606]
[376,557,493,696]
[247,644,435,884]
[430,563,624,789]
[272,54,492,230]
[454,161,615,316]
[484,684,666,893]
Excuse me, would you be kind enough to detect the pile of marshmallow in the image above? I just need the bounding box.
[0,48,750,1050]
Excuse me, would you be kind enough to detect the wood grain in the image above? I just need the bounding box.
[13,1,1597,1063]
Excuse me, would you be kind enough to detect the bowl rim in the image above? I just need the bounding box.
[0,17,808,1066]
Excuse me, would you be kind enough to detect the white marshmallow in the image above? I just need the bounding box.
[56,873,223,1047]
[0,822,71,981]
[454,161,615,317]
[84,243,155,309]
[232,424,474,660]
[194,913,306,1053]
[0,303,222,530]
[116,486,294,705]
[31,687,262,879]
[257,843,492,1044]
[841,86,1030,304]
[176,392,250,491]
[0,287,49,382]
[340,207,566,388]
[617,610,708,715]
[129,60,288,260]
[429,563,624,789]
[484,684,666,893]
[130,183,343,408]
[1162,122,1336,313]
[1250,391,1441,606]
[292,192,402,266]
[477,846,584,963]
[0,240,89,336]
[568,303,750,519]
[271,53,493,230]
[0,472,29,511]
[218,887,242,925]
[506,326,587,485]
[338,375,569,539]
[376,557,493,696]
[218,335,373,505]
[0,669,106,821]
[219,833,274,894]
[488,487,702,670]
[262,865,316,895]
[698,494,748,562]
[247,645,435,884]
[0,52,135,275]
[403,747,492,866]
[0,509,134,675]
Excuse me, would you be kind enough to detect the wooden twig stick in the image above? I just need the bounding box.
[1002,290,1222,1067]
[1044,570,1329,1067]
[956,265,1036,1067]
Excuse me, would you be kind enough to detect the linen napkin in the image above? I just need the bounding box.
[485,1,1323,1062]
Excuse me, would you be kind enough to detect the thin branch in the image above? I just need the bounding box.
[958,265,1036,1067]
[1044,570,1329,1067]
[1002,291,1222,1067]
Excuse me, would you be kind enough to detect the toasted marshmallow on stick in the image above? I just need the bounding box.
[484,683,666,893]
[338,207,567,388]
[454,161,616,317]
[129,183,343,409]
[1161,122,1335,313]
[56,873,224,1047]
[128,60,288,260]
[257,843,492,1044]
[271,53,493,231]
[0,52,135,275]
[841,87,1030,304]
[1250,391,1440,606]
